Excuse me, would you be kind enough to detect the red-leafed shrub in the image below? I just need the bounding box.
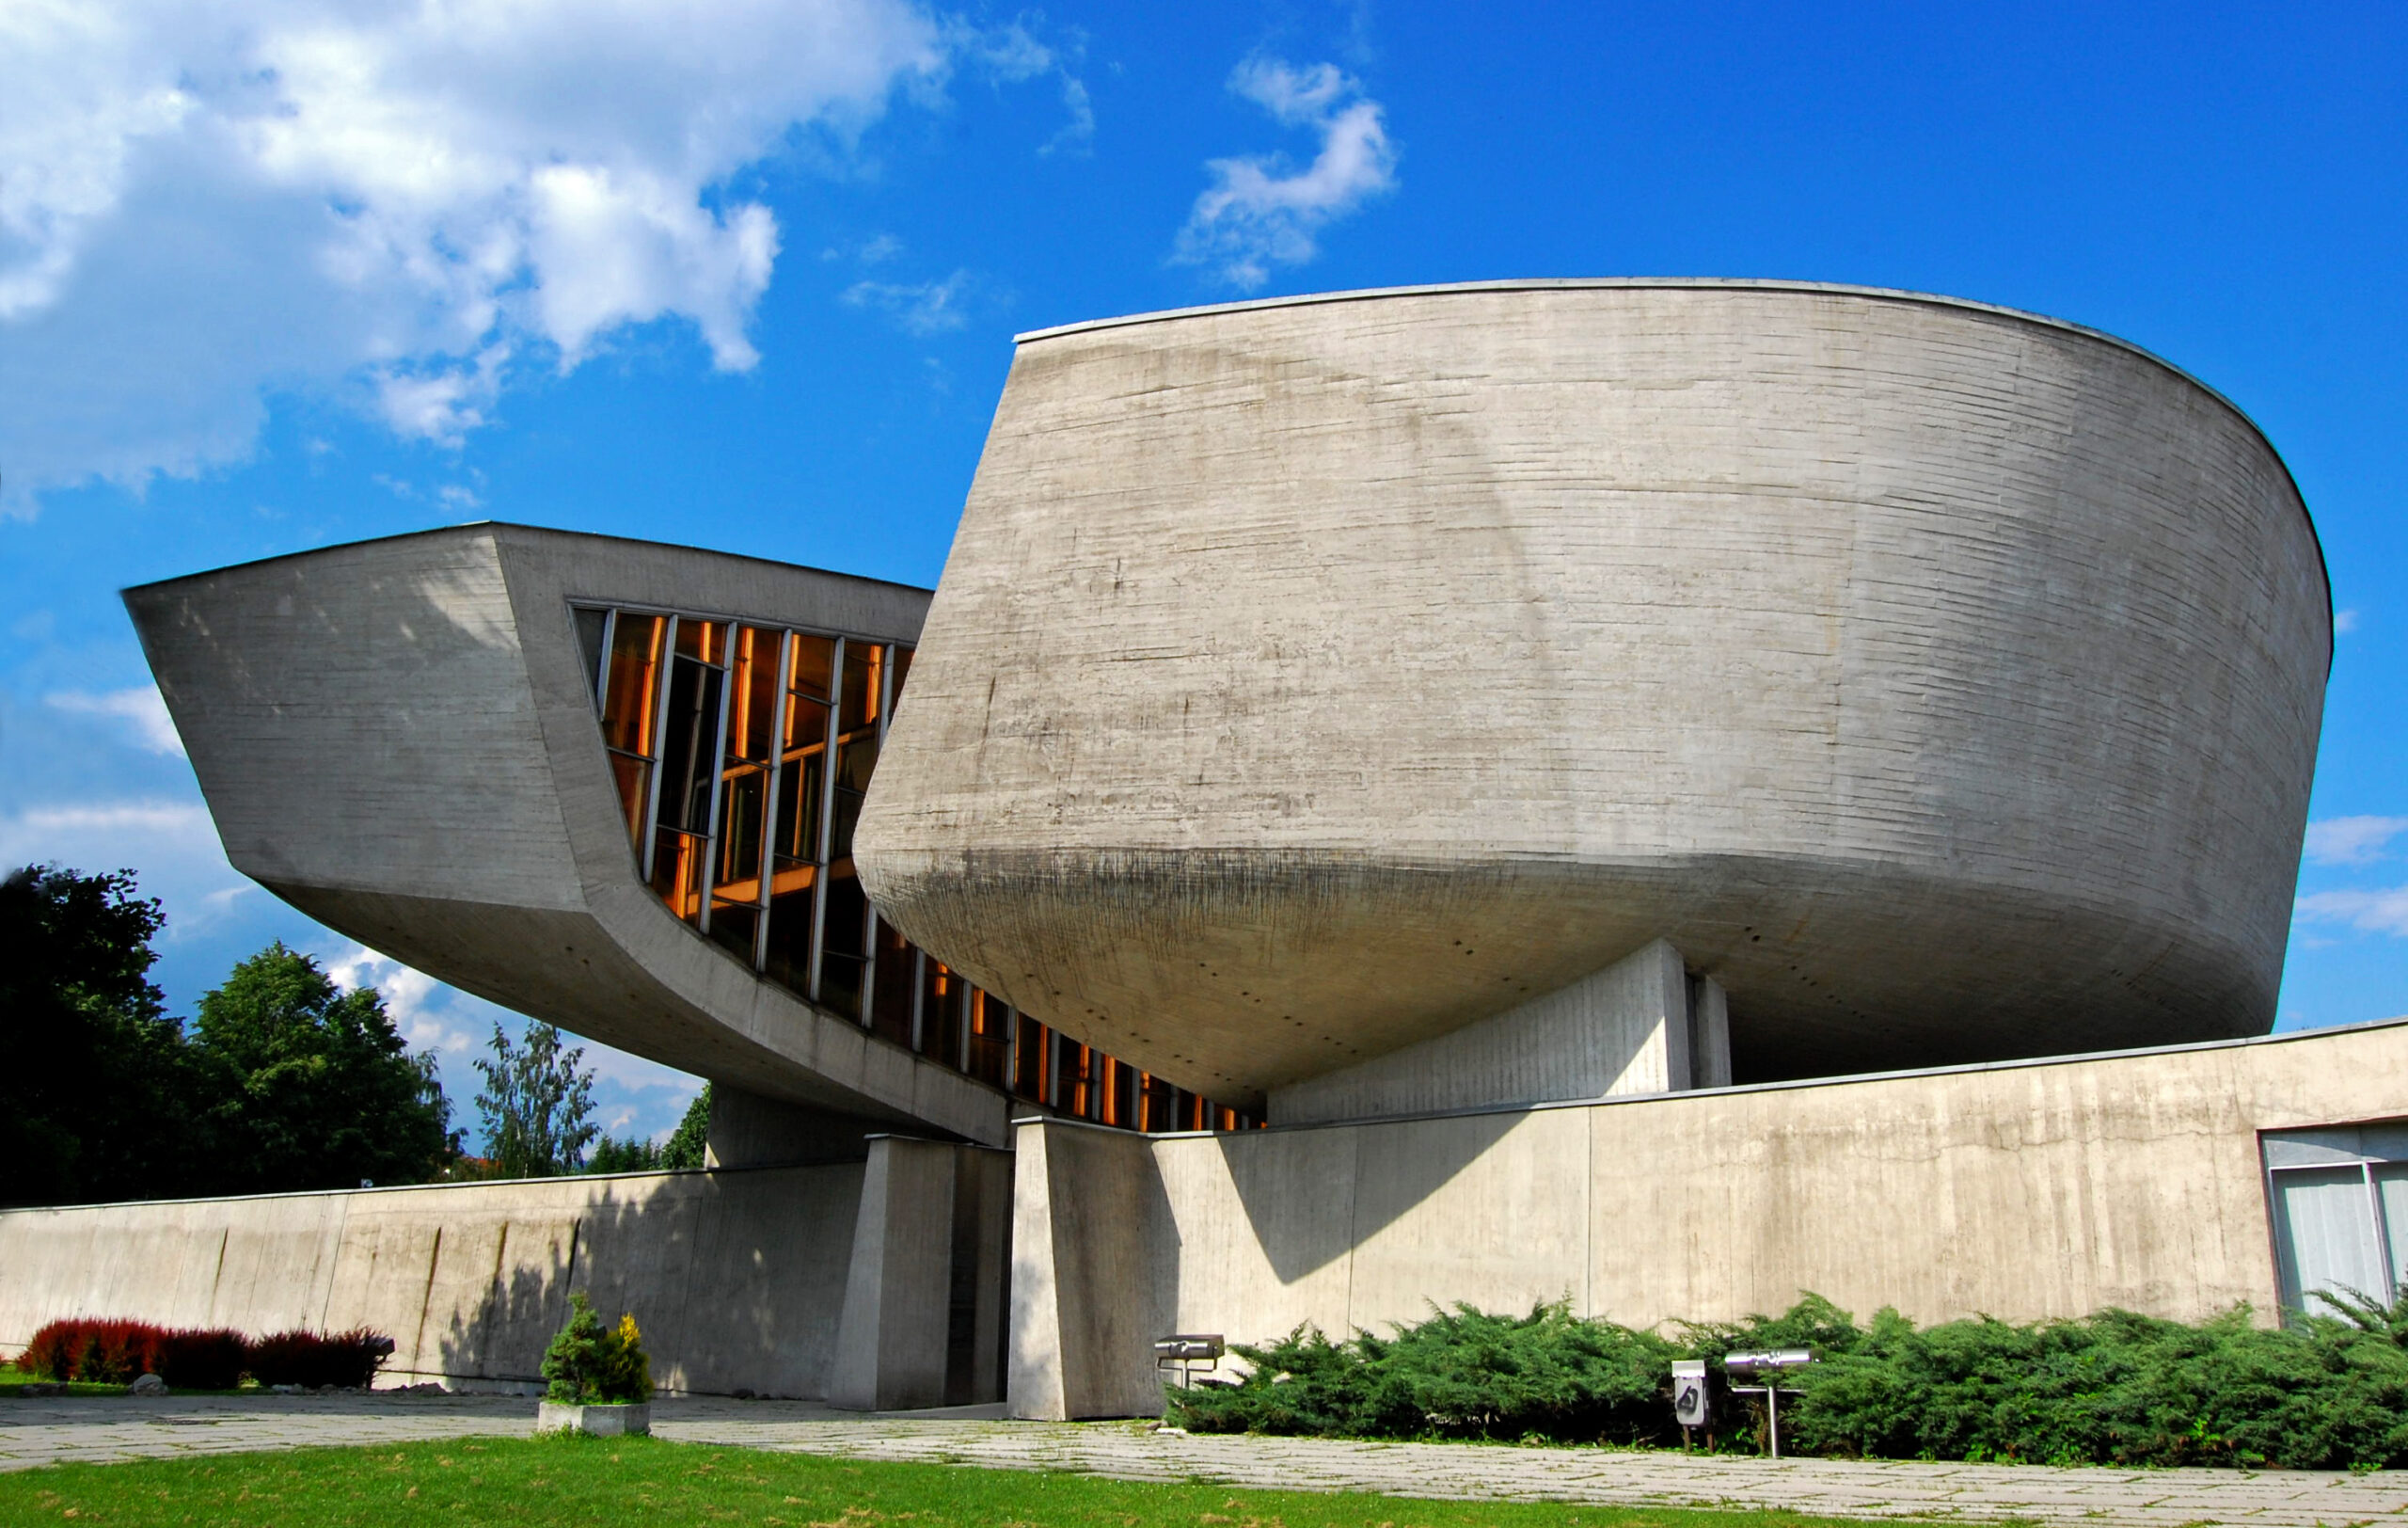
[155,1329,251,1391]
[22,1319,163,1383]
[249,1328,395,1390]
[18,1318,391,1390]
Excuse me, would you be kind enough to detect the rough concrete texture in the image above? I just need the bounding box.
[1273,937,1712,1124]
[0,1167,863,1398]
[828,1138,1012,1410]
[1011,1019,2408,1420]
[125,525,1011,1148]
[855,280,2330,1102]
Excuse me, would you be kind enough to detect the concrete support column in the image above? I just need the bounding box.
[1007,1119,1166,1420]
[827,1137,1010,1410]
[1270,937,1709,1125]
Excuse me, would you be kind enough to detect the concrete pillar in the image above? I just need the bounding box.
[1688,974,1733,1089]
[827,1137,1010,1410]
[1269,937,1702,1125]
[1007,1119,1166,1420]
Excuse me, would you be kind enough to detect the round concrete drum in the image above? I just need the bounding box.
[854,279,2331,1104]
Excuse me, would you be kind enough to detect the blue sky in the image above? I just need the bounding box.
[2,1,2401,1150]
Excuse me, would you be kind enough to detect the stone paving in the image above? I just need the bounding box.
[8,1391,2408,1526]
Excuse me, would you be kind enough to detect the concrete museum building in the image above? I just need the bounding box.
[3,279,2397,1420]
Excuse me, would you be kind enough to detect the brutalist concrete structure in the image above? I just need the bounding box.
[855,280,2330,1103]
[45,279,2380,1420]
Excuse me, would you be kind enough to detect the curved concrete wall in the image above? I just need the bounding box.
[857,281,2330,1102]
[127,525,1013,1146]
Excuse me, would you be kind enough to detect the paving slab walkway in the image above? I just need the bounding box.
[9,1391,2408,1527]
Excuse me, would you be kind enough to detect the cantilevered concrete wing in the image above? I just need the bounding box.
[126,524,1012,1147]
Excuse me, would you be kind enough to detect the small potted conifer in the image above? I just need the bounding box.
[535,1291,654,1436]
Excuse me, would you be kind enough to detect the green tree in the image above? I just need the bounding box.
[191,943,457,1192]
[585,1084,712,1173]
[0,865,206,1206]
[474,1021,596,1176]
[661,1084,711,1170]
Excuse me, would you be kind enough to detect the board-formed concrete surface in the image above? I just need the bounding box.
[11,1393,2408,1525]
[857,279,2331,1103]
[0,1166,866,1400]
[1012,1018,2408,1421]
[125,524,1010,1146]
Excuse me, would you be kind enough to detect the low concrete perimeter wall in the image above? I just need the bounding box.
[1013,1021,2408,1418]
[0,1165,863,1398]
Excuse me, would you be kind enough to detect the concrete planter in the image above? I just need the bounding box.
[535,1400,651,1436]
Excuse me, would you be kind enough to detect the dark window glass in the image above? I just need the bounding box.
[652,827,705,925]
[840,641,883,734]
[818,869,869,1020]
[762,872,818,995]
[600,613,664,756]
[728,626,781,765]
[575,608,608,701]
[966,992,1009,1087]
[1139,1072,1178,1133]
[657,656,722,836]
[919,959,964,1065]
[1054,1042,1095,1120]
[1012,1013,1048,1103]
[889,645,913,708]
[708,902,758,963]
[830,734,878,860]
[870,918,914,1048]
[608,755,651,851]
[675,618,724,663]
[790,633,835,704]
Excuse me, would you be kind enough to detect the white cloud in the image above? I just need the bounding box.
[1174,56,1397,291]
[2297,887,2408,939]
[0,0,974,513]
[0,796,252,938]
[2305,816,2408,866]
[44,683,183,756]
[2336,609,2361,634]
[843,268,978,334]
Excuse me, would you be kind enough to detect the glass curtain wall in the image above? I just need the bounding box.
[577,602,1259,1134]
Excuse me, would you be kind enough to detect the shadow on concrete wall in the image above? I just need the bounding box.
[412,1166,862,1399]
[1216,1109,1523,1285]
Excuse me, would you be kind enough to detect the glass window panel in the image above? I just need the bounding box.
[830,734,879,861]
[1139,1072,1177,1133]
[2376,1165,2408,1300]
[840,641,884,734]
[2273,1166,2387,1312]
[870,918,914,1048]
[1012,1014,1048,1103]
[575,608,608,702]
[675,618,725,664]
[818,869,869,1020]
[728,626,782,765]
[789,632,835,703]
[600,613,665,756]
[919,959,964,1065]
[1054,1042,1095,1120]
[889,645,913,711]
[657,657,723,835]
[707,902,759,963]
[966,991,1009,1087]
[651,827,705,926]
[762,874,818,996]
[714,770,768,899]
[608,755,651,852]
[774,746,826,867]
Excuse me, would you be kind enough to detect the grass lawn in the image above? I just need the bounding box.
[0,1361,125,1398]
[0,1436,1940,1527]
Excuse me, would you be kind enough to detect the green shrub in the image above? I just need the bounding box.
[541,1291,653,1404]
[1168,1292,2408,1469]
